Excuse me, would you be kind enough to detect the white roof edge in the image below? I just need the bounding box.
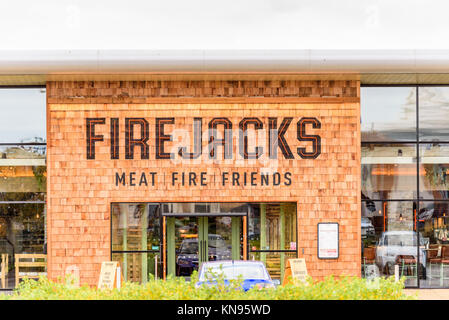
[0,49,448,74]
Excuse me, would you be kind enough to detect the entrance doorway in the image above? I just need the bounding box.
[111,202,297,283]
[165,215,244,277]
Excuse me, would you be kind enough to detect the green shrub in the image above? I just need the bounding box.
[1,273,414,300]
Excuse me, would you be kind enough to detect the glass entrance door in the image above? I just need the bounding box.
[166,215,243,277]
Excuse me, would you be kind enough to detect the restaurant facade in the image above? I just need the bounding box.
[1,50,449,289]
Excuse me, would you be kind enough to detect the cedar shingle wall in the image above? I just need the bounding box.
[47,80,359,103]
[47,80,361,286]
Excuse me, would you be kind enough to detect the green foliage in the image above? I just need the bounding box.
[1,273,414,300]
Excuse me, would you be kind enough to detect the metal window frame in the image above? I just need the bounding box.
[361,84,449,289]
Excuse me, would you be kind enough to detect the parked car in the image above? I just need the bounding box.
[196,260,278,291]
[375,230,426,277]
[176,236,232,276]
[361,217,375,238]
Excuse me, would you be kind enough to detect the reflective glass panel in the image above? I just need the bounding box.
[418,201,449,288]
[111,203,161,252]
[161,202,248,215]
[361,87,416,142]
[0,203,46,289]
[112,252,162,283]
[361,201,420,287]
[362,144,417,200]
[419,87,449,141]
[419,144,449,199]
[0,89,46,143]
[248,203,297,251]
[249,251,296,280]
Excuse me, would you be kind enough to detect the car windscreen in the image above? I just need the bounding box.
[385,234,417,246]
[200,264,268,281]
[180,241,198,254]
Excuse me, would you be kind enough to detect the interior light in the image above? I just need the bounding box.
[399,213,403,222]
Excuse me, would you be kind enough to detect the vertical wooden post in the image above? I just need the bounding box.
[260,203,267,264]
[141,205,148,283]
[120,204,128,281]
[231,217,240,260]
[243,216,248,260]
[162,216,166,280]
[280,204,286,282]
[166,217,175,277]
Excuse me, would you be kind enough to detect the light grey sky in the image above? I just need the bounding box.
[0,0,447,50]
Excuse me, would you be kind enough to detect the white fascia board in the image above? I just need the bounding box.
[0,49,447,74]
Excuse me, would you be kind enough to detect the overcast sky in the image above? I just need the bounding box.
[0,0,447,50]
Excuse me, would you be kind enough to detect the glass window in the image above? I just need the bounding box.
[361,201,419,288]
[0,89,46,143]
[111,203,161,252]
[0,203,46,289]
[112,252,162,283]
[248,251,297,280]
[361,87,416,142]
[419,144,449,199]
[417,201,449,288]
[419,87,449,142]
[249,203,297,251]
[362,144,417,200]
[161,203,248,215]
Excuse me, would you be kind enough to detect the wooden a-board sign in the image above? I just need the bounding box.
[282,258,308,285]
[97,261,122,289]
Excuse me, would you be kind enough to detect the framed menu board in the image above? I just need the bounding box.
[317,222,339,259]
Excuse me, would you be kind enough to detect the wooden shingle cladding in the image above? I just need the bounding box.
[46,79,361,286]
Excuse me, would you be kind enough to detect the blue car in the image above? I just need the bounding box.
[195,260,279,291]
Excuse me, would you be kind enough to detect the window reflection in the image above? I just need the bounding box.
[361,87,416,142]
[0,203,46,289]
[111,203,161,252]
[362,201,421,287]
[419,144,449,199]
[0,89,46,143]
[419,87,449,142]
[418,201,449,288]
[362,144,417,199]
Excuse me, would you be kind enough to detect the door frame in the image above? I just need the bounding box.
[162,207,249,279]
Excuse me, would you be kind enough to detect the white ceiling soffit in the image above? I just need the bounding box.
[0,50,448,74]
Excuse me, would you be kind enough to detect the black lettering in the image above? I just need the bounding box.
[208,118,233,159]
[110,118,119,159]
[115,172,126,186]
[239,118,263,159]
[201,172,207,186]
[273,172,281,186]
[156,118,174,159]
[261,173,269,186]
[297,117,321,159]
[172,172,178,185]
[125,118,149,159]
[139,172,148,186]
[189,172,197,186]
[251,172,257,186]
[232,172,240,186]
[178,118,202,159]
[86,118,105,160]
[129,172,136,186]
[222,172,229,186]
[284,172,292,186]
[268,118,294,159]
[149,172,157,186]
